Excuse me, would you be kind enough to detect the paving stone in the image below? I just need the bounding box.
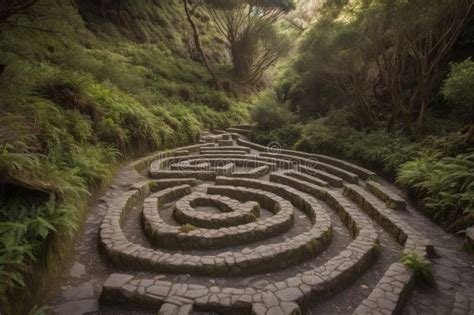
[103,274,133,289]
[70,263,86,278]
[53,299,99,315]
[94,135,472,315]
[262,292,280,308]
[275,287,303,302]
[62,281,95,300]
[147,285,170,297]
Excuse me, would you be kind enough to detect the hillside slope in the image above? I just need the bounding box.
[0,1,248,312]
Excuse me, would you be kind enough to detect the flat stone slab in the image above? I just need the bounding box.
[53,299,99,315]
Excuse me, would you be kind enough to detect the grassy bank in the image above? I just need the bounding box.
[0,1,249,313]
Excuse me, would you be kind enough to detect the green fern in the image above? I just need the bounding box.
[397,150,474,231]
[400,251,434,285]
[0,194,81,304]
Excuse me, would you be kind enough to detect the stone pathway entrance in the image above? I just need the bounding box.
[49,128,473,314]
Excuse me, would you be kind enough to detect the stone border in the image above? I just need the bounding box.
[150,154,256,176]
[131,143,212,173]
[353,262,414,315]
[314,154,376,180]
[143,187,295,249]
[298,165,344,188]
[100,182,379,315]
[198,150,247,155]
[200,146,251,153]
[313,160,359,184]
[343,184,436,258]
[234,135,375,180]
[99,134,429,314]
[173,192,260,228]
[366,181,406,210]
[150,170,216,181]
[128,179,199,193]
[281,170,330,188]
[230,165,269,178]
[181,157,279,170]
[218,139,234,146]
[452,290,474,315]
[100,180,333,275]
[227,127,251,135]
[169,161,235,176]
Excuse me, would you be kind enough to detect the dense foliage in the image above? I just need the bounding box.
[0,1,249,312]
[201,0,295,84]
[250,0,473,235]
[277,0,473,132]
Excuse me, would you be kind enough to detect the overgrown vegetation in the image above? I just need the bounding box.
[0,1,251,313]
[200,0,295,84]
[179,223,197,233]
[401,252,434,286]
[249,0,473,234]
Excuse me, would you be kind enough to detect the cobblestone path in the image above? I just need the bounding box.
[50,127,473,315]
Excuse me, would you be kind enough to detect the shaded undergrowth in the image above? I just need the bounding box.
[0,1,250,313]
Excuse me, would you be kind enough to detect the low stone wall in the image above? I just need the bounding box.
[353,263,414,315]
[143,187,295,249]
[344,184,435,258]
[366,181,406,210]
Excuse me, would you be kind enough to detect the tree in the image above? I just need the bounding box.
[99,0,124,17]
[183,0,218,87]
[441,58,474,142]
[203,0,295,83]
[0,0,38,38]
[283,0,327,31]
[0,0,41,76]
[366,0,474,133]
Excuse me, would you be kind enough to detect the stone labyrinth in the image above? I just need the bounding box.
[94,127,470,315]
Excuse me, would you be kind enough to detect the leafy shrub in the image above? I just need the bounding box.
[250,92,297,131]
[400,252,434,285]
[251,104,473,232]
[95,118,127,151]
[441,58,474,122]
[249,124,303,148]
[0,1,250,312]
[397,150,474,231]
[0,195,79,307]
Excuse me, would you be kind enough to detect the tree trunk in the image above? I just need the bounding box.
[404,112,414,136]
[387,106,399,132]
[231,43,252,81]
[415,99,428,132]
[183,0,218,87]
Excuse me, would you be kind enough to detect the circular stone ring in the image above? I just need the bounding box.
[173,192,260,228]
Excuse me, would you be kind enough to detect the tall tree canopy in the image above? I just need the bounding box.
[0,0,38,38]
[281,0,473,133]
[203,0,295,83]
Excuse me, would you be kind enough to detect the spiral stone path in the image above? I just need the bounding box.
[50,128,474,315]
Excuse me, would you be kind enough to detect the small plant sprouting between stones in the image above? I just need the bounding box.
[401,251,434,285]
[179,223,197,233]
